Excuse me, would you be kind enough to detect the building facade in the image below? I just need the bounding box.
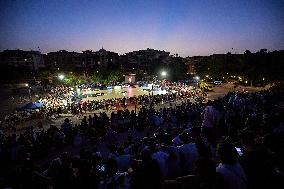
[45,48,119,70]
[46,50,83,70]
[0,50,45,71]
[185,56,205,75]
[123,48,170,69]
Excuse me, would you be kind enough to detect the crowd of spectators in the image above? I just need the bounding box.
[0,85,74,130]
[1,83,284,188]
[1,82,203,131]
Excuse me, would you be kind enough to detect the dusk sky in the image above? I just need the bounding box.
[1,0,284,57]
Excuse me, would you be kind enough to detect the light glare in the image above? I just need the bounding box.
[161,71,167,76]
[58,74,65,80]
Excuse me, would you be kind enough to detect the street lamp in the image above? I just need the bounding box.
[161,71,167,77]
[194,76,200,81]
[58,74,65,80]
[194,76,200,88]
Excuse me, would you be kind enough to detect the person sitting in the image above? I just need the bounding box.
[130,149,163,189]
[151,143,169,179]
[178,131,199,175]
[216,142,247,189]
[162,134,181,179]
[116,146,131,172]
[194,157,223,189]
[99,158,130,189]
[239,131,279,189]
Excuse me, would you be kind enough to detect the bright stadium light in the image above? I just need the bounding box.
[58,74,65,80]
[194,76,200,81]
[161,71,167,77]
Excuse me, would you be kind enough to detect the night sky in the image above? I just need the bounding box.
[0,0,284,57]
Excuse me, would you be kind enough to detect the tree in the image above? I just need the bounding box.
[90,71,103,83]
[107,70,121,83]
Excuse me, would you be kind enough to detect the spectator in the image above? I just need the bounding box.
[178,131,199,175]
[131,149,163,189]
[116,146,131,172]
[99,158,130,189]
[216,142,247,189]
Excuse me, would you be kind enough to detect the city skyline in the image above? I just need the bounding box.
[1,0,284,57]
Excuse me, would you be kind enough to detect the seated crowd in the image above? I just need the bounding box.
[0,84,284,189]
[1,82,203,130]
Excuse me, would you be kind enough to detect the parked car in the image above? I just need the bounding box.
[213,81,222,85]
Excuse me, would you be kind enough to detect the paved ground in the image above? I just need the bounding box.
[1,83,270,135]
[81,85,167,101]
[206,82,271,100]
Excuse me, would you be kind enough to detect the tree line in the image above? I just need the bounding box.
[195,49,284,85]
